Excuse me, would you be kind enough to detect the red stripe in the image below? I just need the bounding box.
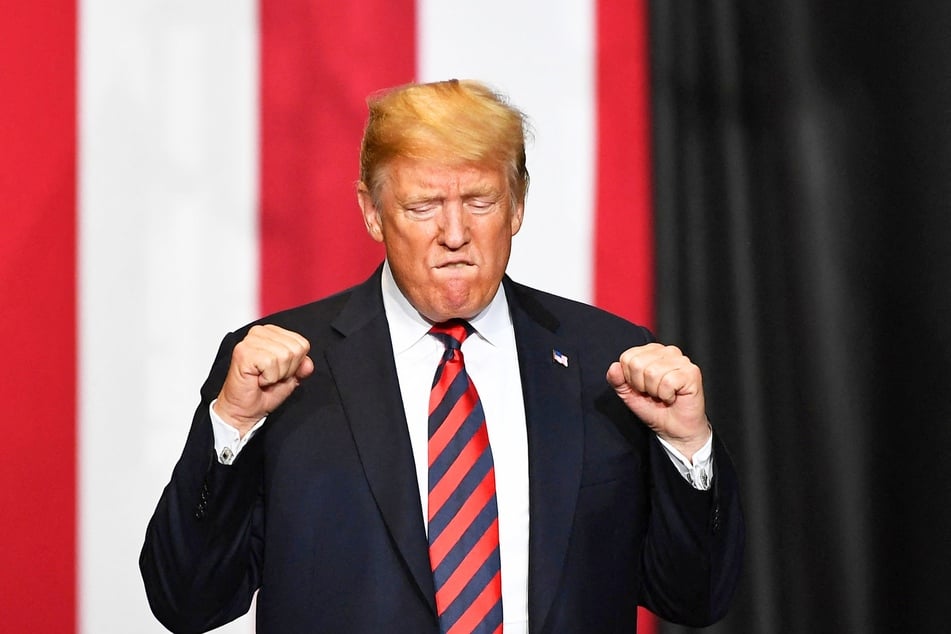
[445,570,502,634]
[435,517,501,611]
[0,1,76,629]
[429,358,464,416]
[259,0,416,315]
[595,0,655,332]
[429,388,479,466]
[429,467,496,567]
[596,1,658,632]
[429,429,489,522]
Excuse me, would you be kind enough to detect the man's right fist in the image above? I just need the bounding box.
[213,324,314,435]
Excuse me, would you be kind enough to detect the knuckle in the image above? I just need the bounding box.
[658,372,677,390]
[260,355,279,373]
[643,365,662,384]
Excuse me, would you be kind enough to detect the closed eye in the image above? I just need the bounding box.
[402,202,439,220]
[465,197,498,215]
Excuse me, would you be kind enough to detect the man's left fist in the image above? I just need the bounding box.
[606,343,711,460]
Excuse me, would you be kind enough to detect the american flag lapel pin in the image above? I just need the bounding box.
[552,349,569,367]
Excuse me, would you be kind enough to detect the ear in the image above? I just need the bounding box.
[510,200,525,236]
[357,182,384,244]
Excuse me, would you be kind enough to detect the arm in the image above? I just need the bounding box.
[607,343,744,626]
[639,431,744,626]
[139,404,265,632]
[140,325,313,632]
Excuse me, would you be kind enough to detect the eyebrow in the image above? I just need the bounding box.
[398,194,442,207]
[398,186,501,206]
[462,186,501,199]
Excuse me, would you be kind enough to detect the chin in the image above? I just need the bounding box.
[427,293,482,322]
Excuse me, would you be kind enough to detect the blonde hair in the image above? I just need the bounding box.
[359,79,530,207]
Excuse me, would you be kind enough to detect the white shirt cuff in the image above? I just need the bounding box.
[657,432,714,491]
[209,399,266,465]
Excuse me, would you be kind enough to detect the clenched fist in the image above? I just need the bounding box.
[606,343,711,461]
[213,324,314,435]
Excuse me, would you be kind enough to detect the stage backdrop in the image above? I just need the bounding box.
[650,2,951,633]
[1,1,661,632]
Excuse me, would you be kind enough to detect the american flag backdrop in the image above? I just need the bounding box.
[1,0,656,631]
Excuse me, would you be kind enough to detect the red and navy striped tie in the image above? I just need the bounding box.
[428,320,503,634]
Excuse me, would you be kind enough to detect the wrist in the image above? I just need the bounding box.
[212,398,264,437]
[659,423,712,464]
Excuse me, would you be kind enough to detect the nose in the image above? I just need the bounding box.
[438,201,469,249]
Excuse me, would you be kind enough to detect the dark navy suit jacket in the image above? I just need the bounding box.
[140,267,744,633]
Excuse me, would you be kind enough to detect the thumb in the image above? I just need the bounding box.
[605,362,630,393]
[296,356,315,380]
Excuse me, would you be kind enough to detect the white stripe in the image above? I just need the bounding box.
[417,0,596,303]
[79,1,258,631]
[417,4,595,632]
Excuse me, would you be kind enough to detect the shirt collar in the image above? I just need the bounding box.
[381,260,512,354]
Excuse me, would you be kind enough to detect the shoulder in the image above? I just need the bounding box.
[504,277,653,344]
[233,268,384,347]
[252,290,352,333]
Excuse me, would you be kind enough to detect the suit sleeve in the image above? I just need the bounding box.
[139,332,265,633]
[639,431,745,626]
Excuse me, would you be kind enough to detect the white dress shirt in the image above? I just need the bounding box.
[380,262,531,633]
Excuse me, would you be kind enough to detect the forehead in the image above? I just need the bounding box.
[383,158,507,198]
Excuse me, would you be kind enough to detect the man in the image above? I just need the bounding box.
[141,79,744,633]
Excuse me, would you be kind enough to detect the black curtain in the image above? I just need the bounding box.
[650,2,951,633]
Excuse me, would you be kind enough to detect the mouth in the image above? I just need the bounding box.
[434,261,475,269]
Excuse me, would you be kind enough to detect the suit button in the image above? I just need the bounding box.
[711,505,720,534]
[195,491,209,520]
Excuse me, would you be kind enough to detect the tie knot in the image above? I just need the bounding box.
[429,319,473,350]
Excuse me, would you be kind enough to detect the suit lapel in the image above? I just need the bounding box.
[323,270,437,614]
[505,279,584,633]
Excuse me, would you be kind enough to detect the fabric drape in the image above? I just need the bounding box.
[651,2,951,632]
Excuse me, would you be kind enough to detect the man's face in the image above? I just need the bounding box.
[359,158,524,323]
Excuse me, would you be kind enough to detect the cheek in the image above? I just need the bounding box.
[484,226,514,266]
[384,227,435,270]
